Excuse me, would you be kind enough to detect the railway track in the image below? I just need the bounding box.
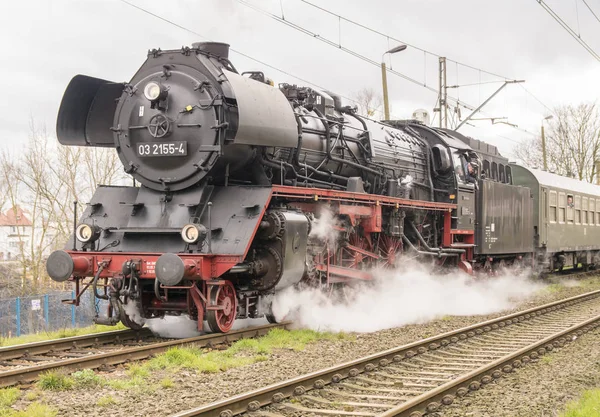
[173,289,600,417]
[0,322,287,388]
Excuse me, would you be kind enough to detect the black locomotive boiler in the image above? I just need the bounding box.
[45,42,592,333]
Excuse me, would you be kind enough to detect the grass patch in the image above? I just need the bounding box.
[71,369,103,388]
[23,391,39,402]
[0,402,57,417]
[126,363,149,378]
[145,328,349,374]
[160,378,174,389]
[544,283,564,293]
[106,376,145,391]
[229,328,353,355]
[96,395,117,407]
[103,328,349,390]
[561,388,600,417]
[540,355,554,365]
[37,371,73,391]
[0,387,20,409]
[147,346,257,373]
[0,323,127,347]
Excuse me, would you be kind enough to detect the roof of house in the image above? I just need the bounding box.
[0,206,32,227]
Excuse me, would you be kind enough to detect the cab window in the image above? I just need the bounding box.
[453,153,466,184]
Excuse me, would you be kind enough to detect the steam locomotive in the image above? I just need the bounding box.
[46,42,600,333]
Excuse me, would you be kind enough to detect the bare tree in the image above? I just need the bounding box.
[513,103,600,182]
[0,120,128,293]
[353,88,383,118]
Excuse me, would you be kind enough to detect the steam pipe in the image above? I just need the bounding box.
[408,222,465,254]
[92,263,108,300]
[313,107,382,176]
[292,114,348,183]
[229,264,252,273]
[401,235,455,257]
[94,296,121,326]
[258,152,344,189]
[424,144,435,201]
[72,201,77,251]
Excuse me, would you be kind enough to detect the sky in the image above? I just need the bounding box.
[1,0,599,159]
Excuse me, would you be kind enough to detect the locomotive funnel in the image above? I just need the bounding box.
[57,75,123,147]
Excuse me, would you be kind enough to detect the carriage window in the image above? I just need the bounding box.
[597,199,600,225]
[574,195,581,224]
[491,162,498,181]
[566,194,574,223]
[549,191,557,223]
[483,160,491,179]
[582,197,588,225]
[591,199,596,225]
[505,166,512,184]
[499,164,505,183]
[558,192,566,223]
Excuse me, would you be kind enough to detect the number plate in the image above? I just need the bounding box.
[137,141,187,157]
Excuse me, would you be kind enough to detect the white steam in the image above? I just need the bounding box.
[122,301,146,326]
[271,262,544,333]
[309,206,339,242]
[145,315,268,339]
[146,315,203,339]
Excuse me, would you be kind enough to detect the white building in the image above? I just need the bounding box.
[0,206,34,261]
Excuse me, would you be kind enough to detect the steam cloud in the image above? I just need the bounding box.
[270,263,543,333]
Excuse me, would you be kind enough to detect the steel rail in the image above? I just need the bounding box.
[380,314,600,416]
[0,322,289,388]
[0,328,152,361]
[172,289,600,417]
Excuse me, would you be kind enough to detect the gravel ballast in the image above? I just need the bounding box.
[5,276,600,417]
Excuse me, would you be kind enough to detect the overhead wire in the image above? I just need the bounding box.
[237,0,541,134]
[535,0,600,61]
[119,0,363,107]
[297,0,513,81]
[582,0,600,24]
[235,0,481,113]
[120,0,539,140]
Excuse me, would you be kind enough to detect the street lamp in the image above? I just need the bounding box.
[541,114,553,171]
[381,44,407,121]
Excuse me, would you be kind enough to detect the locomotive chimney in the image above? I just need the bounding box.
[192,41,230,59]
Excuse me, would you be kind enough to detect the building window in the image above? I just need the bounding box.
[549,191,557,223]
[10,226,16,233]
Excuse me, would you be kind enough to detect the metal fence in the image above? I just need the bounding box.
[0,291,108,337]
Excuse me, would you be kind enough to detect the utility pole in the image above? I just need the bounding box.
[435,57,448,128]
[541,124,548,171]
[381,62,390,120]
[541,115,553,171]
[381,44,407,121]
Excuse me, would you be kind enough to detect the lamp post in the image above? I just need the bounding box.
[381,44,407,121]
[541,115,553,171]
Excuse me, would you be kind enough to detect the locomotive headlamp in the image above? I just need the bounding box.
[75,223,101,243]
[181,224,207,244]
[143,81,166,102]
